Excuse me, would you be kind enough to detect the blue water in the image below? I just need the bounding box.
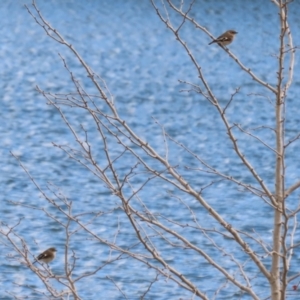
[1,0,300,299]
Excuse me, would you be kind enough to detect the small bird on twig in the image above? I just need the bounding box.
[33,247,57,264]
[208,30,238,46]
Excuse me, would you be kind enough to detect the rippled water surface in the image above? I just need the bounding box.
[1,0,300,299]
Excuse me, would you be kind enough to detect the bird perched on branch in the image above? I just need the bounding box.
[208,30,238,46]
[33,247,57,264]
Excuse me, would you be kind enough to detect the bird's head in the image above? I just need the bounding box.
[229,30,238,35]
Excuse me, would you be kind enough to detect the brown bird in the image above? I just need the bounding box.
[33,247,57,264]
[208,30,238,46]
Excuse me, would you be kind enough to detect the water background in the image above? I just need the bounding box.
[1,0,300,299]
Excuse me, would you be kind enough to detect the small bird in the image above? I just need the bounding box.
[208,30,238,46]
[33,247,57,264]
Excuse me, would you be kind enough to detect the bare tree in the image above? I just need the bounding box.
[1,0,299,299]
